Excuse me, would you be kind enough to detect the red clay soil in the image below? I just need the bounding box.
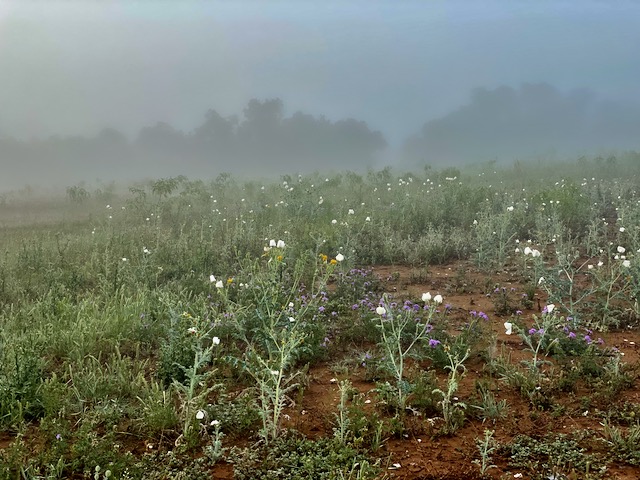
[266,261,640,480]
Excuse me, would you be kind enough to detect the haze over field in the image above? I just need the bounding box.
[1,1,639,189]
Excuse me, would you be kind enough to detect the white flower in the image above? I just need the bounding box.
[620,227,626,232]
[187,327,197,334]
[209,274,216,283]
[588,264,594,270]
[121,257,128,262]
[473,219,478,225]
[504,322,513,335]
[365,216,371,222]
[617,246,626,254]
[289,317,295,323]
[348,209,355,215]
[215,280,224,288]
[376,306,386,316]
[597,261,604,267]
[545,304,555,314]
[211,336,220,345]
[524,246,532,256]
[143,247,151,254]
[331,219,337,225]
[210,419,220,426]
[270,370,280,376]
[277,240,286,248]
[335,253,345,262]
[507,206,514,212]
[531,249,541,258]
[515,248,520,253]
[196,410,205,420]
[422,292,432,302]
[622,260,631,268]
[269,239,277,247]
[538,276,545,285]
[433,294,443,304]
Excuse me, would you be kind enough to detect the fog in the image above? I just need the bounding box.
[1,1,639,189]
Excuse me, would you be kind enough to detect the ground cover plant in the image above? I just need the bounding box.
[0,154,640,479]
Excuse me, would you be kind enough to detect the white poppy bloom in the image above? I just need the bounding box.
[620,227,626,232]
[623,260,631,268]
[504,322,513,335]
[617,246,626,254]
[335,253,345,262]
[422,292,432,302]
[531,249,541,258]
[289,317,295,323]
[376,306,386,316]
[348,209,355,215]
[269,239,277,247]
[538,276,545,285]
[210,419,220,426]
[270,370,280,376]
[433,294,443,304]
[546,304,555,314]
[187,327,197,334]
[277,240,286,248]
[209,275,216,283]
[196,410,205,420]
[524,246,532,256]
[507,206,514,212]
[331,219,337,225]
[215,280,224,288]
[211,336,220,345]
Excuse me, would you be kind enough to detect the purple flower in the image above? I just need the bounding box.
[56,434,62,441]
[568,332,576,339]
[318,306,325,313]
[584,335,592,344]
[478,312,489,321]
[537,328,545,335]
[428,339,441,348]
[528,328,537,335]
[515,310,523,315]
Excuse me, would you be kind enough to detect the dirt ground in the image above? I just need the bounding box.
[217,262,640,479]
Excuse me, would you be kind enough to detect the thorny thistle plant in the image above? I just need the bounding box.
[171,313,222,449]
[374,292,443,414]
[432,345,470,435]
[225,247,337,444]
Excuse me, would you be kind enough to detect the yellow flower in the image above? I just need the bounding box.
[227,278,233,284]
[277,255,283,262]
[330,259,337,265]
[319,253,328,263]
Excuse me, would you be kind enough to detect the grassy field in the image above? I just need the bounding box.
[1,155,640,479]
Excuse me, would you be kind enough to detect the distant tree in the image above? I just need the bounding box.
[192,109,238,160]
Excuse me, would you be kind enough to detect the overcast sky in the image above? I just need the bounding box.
[1,0,639,146]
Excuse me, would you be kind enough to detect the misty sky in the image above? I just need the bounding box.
[1,0,639,146]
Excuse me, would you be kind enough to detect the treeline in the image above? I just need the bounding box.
[0,98,386,187]
[403,83,640,166]
[2,83,640,188]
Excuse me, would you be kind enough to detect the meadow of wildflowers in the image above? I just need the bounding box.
[0,155,639,478]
